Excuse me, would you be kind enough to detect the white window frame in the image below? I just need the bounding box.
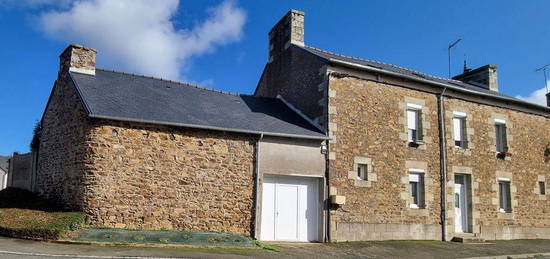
[357,164,368,181]
[452,112,467,148]
[498,178,512,213]
[407,103,423,143]
[409,169,425,209]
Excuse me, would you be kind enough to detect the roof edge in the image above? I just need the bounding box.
[89,114,329,141]
[327,58,550,114]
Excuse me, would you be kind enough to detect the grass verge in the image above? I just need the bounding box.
[254,240,280,252]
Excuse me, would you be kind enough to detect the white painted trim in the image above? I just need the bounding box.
[498,177,511,182]
[263,173,324,178]
[407,103,422,110]
[494,119,506,124]
[408,168,425,173]
[453,111,467,117]
[409,204,419,209]
[69,67,95,75]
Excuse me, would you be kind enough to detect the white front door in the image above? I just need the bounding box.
[454,175,468,233]
[260,175,319,242]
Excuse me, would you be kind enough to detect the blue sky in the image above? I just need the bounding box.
[1,0,550,156]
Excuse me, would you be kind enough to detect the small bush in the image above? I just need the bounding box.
[0,188,85,240]
[0,208,85,240]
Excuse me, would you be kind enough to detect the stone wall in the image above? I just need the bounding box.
[83,120,257,235]
[255,46,327,129]
[443,96,550,240]
[326,73,443,241]
[324,66,550,241]
[36,75,91,210]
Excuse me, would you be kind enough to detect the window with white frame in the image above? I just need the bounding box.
[495,119,508,153]
[452,112,467,148]
[498,178,512,213]
[409,169,425,209]
[407,104,423,143]
[357,164,368,181]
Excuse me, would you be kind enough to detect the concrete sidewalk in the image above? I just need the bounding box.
[0,237,550,258]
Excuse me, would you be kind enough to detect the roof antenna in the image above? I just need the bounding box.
[448,38,462,78]
[535,64,550,93]
[463,54,471,73]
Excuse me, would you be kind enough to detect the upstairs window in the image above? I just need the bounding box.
[495,120,508,153]
[409,169,425,209]
[357,164,368,181]
[407,104,423,143]
[539,181,546,195]
[452,112,468,148]
[498,178,512,213]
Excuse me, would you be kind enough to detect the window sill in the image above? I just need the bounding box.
[408,141,425,148]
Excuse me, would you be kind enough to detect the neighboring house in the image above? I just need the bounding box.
[34,10,549,243]
[0,156,9,190]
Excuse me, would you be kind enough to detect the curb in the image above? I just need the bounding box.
[0,249,188,259]
[462,252,550,259]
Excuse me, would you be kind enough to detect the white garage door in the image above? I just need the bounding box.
[260,175,319,242]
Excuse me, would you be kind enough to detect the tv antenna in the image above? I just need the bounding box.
[535,64,550,93]
[448,38,462,78]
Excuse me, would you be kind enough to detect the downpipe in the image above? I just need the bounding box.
[438,87,448,241]
[253,133,264,240]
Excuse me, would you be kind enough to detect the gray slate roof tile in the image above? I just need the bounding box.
[70,69,326,139]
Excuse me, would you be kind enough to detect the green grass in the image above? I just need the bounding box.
[0,187,85,240]
[253,240,280,252]
[0,208,85,240]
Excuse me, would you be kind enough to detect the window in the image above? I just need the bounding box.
[409,170,425,208]
[453,113,467,148]
[539,181,546,195]
[407,104,423,143]
[498,179,512,213]
[495,120,508,153]
[357,164,368,181]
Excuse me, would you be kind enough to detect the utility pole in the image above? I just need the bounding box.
[535,64,550,93]
[448,39,462,78]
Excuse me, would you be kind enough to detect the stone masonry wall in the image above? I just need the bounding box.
[325,68,550,241]
[36,76,91,210]
[444,97,550,240]
[327,73,442,241]
[83,120,257,235]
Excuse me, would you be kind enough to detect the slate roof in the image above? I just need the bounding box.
[70,69,327,140]
[297,45,550,112]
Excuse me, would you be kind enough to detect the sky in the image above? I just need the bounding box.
[1,0,550,155]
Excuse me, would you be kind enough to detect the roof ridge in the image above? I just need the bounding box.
[95,68,254,97]
[302,45,453,82]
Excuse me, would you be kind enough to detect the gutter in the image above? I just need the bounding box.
[329,59,550,114]
[88,114,328,141]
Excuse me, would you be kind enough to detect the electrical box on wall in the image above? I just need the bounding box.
[330,195,345,205]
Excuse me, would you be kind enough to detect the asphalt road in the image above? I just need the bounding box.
[1,237,550,259]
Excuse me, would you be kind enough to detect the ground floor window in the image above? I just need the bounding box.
[409,170,425,209]
[498,179,512,213]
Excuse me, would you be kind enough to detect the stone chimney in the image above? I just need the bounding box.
[452,64,499,92]
[268,10,304,63]
[59,43,96,76]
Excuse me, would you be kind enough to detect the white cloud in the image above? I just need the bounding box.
[37,0,246,80]
[515,84,549,106]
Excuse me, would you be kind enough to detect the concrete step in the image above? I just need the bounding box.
[452,235,486,243]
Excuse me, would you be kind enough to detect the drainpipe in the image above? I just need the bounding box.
[438,87,449,241]
[253,133,264,240]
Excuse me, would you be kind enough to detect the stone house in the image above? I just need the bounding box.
[35,10,549,242]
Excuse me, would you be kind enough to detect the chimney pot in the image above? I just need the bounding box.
[59,43,96,76]
[268,10,305,63]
